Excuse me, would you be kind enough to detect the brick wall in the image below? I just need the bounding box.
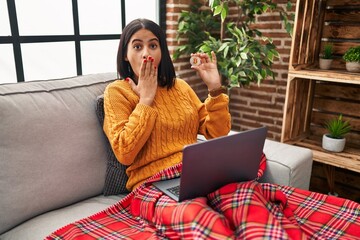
[166,0,296,140]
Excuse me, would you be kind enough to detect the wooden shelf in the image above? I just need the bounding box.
[288,69,360,85]
[287,138,360,173]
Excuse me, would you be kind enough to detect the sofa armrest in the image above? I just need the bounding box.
[260,139,313,190]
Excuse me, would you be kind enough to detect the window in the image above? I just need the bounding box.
[0,0,165,84]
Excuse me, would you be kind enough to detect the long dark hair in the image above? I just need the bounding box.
[117,18,176,89]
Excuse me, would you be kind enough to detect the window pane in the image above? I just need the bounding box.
[16,0,73,35]
[125,0,159,24]
[0,0,11,36]
[21,42,77,81]
[81,40,119,75]
[78,0,121,35]
[0,44,17,83]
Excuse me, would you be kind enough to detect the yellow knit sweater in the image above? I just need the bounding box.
[103,78,231,190]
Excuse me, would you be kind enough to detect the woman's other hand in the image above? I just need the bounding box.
[191,51,222,91]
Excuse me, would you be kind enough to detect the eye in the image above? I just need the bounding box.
[133,44,142,50]
[150,43,158,49]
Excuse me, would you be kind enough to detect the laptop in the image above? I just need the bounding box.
[152,126,267,202]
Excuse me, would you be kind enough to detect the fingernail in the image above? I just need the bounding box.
[125,78,129,82]
[143,59,147,63]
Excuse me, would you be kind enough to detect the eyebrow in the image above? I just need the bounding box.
[131,38,159,44]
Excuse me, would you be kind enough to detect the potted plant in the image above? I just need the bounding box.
[343,46,360,73]
[173,0,293,88]
[322,114,351,152]
[319,44,333,70]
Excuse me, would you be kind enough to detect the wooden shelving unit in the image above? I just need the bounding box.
[281,0,360,194]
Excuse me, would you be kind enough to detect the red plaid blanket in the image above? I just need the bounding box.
[46,155,360,239]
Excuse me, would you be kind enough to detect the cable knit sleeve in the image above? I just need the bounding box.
[179,79,231,139]
[103,81,158,165]
[200,93,231,138]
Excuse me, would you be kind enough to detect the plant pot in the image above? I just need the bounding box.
[319,58,333,70]
[345,62,360,73]
[322,134,346,152]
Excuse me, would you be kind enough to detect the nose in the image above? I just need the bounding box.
[142,47,150,59]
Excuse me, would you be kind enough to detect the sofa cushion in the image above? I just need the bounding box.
[0,73,116,234]
[95,95,129,195]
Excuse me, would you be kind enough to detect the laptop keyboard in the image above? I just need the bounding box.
[167,185,180,197]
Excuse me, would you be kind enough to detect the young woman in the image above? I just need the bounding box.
[103,18,231,191]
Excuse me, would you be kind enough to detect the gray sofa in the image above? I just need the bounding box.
[0,73,313,239]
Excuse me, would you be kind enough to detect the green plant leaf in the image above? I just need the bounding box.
[220,3,229,22]
[240,52,248,60]
[200,45,212,53]
[224,46,229,58]
[214,5,222,16]
[286,1,292,10]
[236,58,242,67]
[218,42,228,52]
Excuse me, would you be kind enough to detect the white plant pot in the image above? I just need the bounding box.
[345,62,360,73]
[322,134,346,152]
[319,58,333,70]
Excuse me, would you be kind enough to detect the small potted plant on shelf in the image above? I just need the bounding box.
[343,46,360,73]
[322,114,351,152]
[319,44,333,70]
